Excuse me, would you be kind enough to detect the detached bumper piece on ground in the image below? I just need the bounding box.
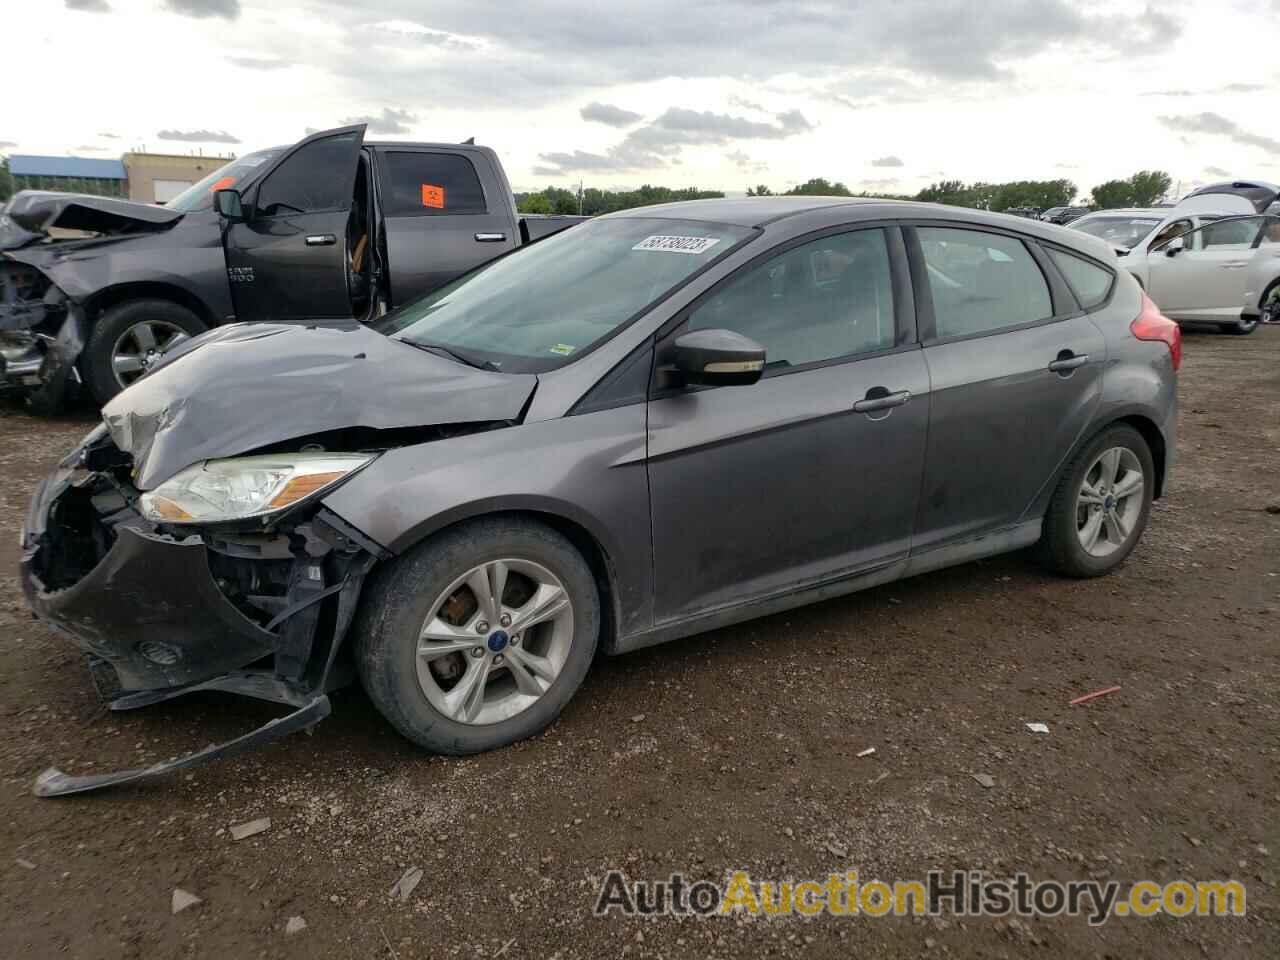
[20,431,382,797]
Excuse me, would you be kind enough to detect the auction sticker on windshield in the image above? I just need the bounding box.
[633,235,722,254]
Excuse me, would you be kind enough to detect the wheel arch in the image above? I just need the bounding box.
[386,503,624,656]
[1112,414,1167,499]
[83,282,218,328]
[1260,275,1280,311]
[1065,413,1168,501]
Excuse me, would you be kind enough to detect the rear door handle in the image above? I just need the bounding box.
[853,389,911,414]
[1222,261,1248,269]
[1048,353,1089,373]
[474,232,507,242]
[305,234,337,246]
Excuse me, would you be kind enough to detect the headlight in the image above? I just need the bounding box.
[138,453,373,524]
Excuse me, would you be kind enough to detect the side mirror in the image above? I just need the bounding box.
[672,328,766,387]
[213,188,245,223]
[1163,236,1185,257]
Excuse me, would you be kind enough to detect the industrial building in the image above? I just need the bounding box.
[5,151,235,204]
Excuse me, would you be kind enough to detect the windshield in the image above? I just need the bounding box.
[376,217,756,373]
[1070,215,1162,249]
[165,149,283,212]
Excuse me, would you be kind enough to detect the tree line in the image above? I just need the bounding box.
[517,170,1175,217]
[516,184,724,216]
[752,170,1173,212]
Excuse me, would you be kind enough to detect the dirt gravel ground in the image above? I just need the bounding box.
[1,327,1277,959]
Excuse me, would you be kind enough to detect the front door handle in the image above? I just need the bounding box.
[1048,352,1089,373]
[474,232,507,242]
[305,234,337,246]
[853,389,911,414]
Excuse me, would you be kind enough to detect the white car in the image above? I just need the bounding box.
[1070,181,1280,335]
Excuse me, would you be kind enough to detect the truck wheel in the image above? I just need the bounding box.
[1037,425,1155,578]
[84,299,207,404]
[354,517,600,755]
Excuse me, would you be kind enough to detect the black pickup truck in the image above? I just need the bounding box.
[0,124,583,406]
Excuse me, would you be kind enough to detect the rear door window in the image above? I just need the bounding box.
[1198,217,1265,249]
[1048,248,1114,309]
[382,152,488,216]
[918,227,1053,338]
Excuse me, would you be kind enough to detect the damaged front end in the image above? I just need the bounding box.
[1,190,188,410]
[0,255,85,411]
[20,428,385,797]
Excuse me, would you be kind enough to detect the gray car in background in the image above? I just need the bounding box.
[21,197,1180,794]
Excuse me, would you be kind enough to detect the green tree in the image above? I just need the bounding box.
[746,184,773,196]
[1090,179,1134,209]
[916,180,970,205]
[784,177,852,197]
[0,157,11,203]
[1128,170,1172,207]
[517,193,553,214]
[518,184,725,217]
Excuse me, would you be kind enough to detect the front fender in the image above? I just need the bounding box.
[319,405,654,637]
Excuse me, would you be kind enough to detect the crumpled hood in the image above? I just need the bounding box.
[101,321,538,490]
[0,208,43,251]
[1,190,182,250]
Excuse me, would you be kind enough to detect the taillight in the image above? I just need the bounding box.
[1130,292,1181,371]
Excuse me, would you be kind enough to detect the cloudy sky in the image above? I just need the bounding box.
[5,0,1278,199]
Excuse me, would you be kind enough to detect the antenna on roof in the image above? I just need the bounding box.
[462,137,475,145]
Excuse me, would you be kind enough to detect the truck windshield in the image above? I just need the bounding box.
[376,217,755,372]
[165,149,283,212]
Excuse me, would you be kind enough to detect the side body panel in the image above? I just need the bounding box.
[646,350,930,622]
[9,212,235,323]
[320,404,654,638]
[915,317,1106,548]
[1148,246,1255,321]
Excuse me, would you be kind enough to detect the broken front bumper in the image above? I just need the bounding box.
[22,513,280,694]
[20,444,378,795]
[1,257,84,408]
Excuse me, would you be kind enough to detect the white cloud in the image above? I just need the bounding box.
[6,1,1280,194]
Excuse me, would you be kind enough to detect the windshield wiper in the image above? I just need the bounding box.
[395,339,501,372]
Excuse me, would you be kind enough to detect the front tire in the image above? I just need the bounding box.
[354,517,600,754]
[1038,425,1155,578]
[83,299,207,405]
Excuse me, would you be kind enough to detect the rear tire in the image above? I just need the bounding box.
[354,517,600,755]
[84,299,207,405]
[1037,425,1155,578]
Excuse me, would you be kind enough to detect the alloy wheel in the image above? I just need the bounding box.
[415,558,574,725]
[1075,447,1144,558]
[111,320,190,388]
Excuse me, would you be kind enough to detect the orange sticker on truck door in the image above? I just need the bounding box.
[421,184,446,209]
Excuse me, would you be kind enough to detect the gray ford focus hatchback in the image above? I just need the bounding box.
[21,197,1179,794]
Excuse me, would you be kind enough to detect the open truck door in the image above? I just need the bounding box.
[218,124,366,323]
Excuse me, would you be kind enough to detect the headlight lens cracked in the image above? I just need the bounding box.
[138,453,373,524]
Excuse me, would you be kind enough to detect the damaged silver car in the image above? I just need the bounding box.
[22,199,1179,795]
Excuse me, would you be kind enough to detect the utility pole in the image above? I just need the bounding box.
[577,179,584,215]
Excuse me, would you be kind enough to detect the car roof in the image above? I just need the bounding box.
[603,197,1117,256]
[604,196,883,227]
[1077,208,1164,217]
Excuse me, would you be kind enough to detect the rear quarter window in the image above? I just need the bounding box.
[381,151,488,217]
[1048,248,1114,309]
